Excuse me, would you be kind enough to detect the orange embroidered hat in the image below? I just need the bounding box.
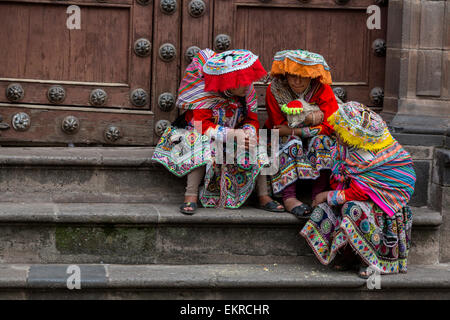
[270,49,332,85]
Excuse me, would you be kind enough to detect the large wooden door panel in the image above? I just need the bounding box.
[0,104,153,145]
[215,0,387,108]
[0,0,152,109]
[0,0,388,146]
[0,0,154,145]
[1,3,130,84]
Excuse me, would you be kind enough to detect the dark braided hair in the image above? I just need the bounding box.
[237,96,248,127]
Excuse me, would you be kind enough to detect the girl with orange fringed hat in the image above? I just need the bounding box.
[265,49,339,218]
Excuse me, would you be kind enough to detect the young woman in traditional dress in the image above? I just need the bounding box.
[264,50,339,218]
[152,48,284,214]
[300,101,416,278]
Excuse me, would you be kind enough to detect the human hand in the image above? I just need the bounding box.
[274,124,293,137]
[304,110,324,126]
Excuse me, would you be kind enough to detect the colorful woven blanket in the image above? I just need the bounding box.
[331,141,416,217]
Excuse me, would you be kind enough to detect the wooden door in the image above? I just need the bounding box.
[0,0,154,145]
[211,0,388,122]
[0,0,387,146]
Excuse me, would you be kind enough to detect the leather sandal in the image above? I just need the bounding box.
[358,265,373,279]
[179,202,197,215]
[259,200,285,213]
[290,203,312,219]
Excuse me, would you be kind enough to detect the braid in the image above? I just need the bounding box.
[237,96,248,122]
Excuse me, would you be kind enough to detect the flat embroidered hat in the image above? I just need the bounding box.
[328,101,395,151]
[202,49,267,92]
[270,49,332,85]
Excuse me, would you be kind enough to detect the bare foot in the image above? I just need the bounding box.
[283,197,305,212]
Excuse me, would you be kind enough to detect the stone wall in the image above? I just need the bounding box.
[433,149,450,262]
[404,145,434,207]
[383,0,449,134]
[383,1,449,263]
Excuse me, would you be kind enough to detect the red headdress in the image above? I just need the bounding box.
[202,49,266,92]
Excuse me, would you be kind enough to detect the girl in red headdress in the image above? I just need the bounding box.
[153,49,284,214]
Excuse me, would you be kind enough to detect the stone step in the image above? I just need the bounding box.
[0,263,449,299]
[0,147,430,205]
[0,147,184,203]
[0,203,441,265]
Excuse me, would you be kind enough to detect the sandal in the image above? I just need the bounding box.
[259,200,285,213]
[179,202,197,215]
[358,265,373,279]
[290,203,312,219]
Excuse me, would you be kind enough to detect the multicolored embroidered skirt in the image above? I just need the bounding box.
[300,201,413,274]
[152,126,268,209]
[271,134,334,194]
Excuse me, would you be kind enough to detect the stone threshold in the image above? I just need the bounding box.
[0,263,449,291]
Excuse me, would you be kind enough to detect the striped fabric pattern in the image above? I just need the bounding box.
[176,49,258,112]
[331,141,416,217]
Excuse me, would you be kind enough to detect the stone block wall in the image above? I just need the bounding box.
[383,0,449,132]
[433,149,450,262]
[382,1,449,263]
[405,145,434,207]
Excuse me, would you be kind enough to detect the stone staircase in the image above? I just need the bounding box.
[0,147,448,299]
